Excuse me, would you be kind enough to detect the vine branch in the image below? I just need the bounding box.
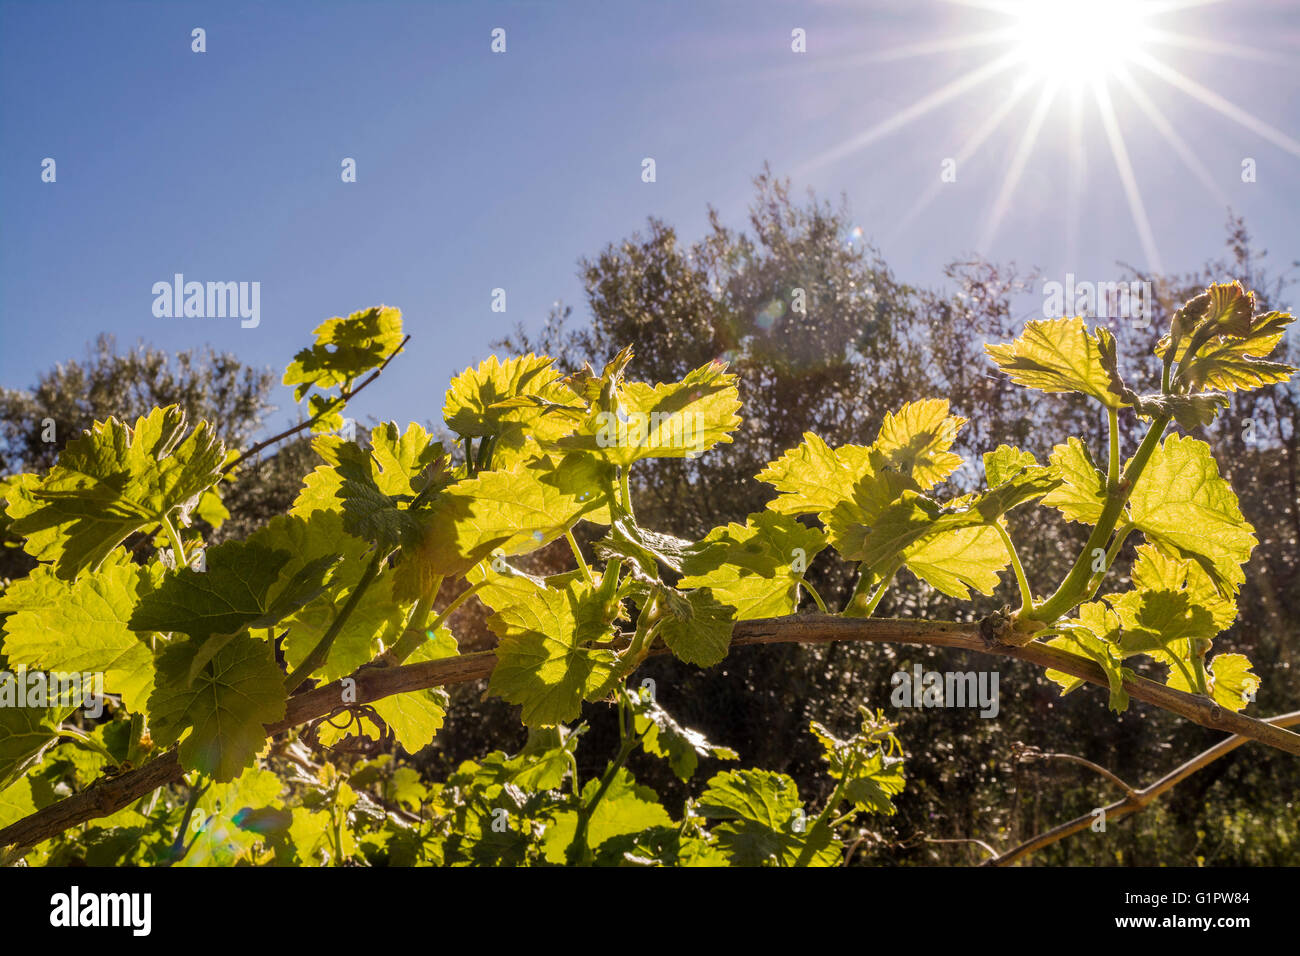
[984,709,1300,866]
[221,334,411,476]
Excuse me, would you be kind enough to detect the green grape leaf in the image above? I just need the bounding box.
[696,769,839,867]
[282,573,407,682]
[250,510,370,589]
[824,472,934,564]
[369,629,457,752]
[809,709,905,815]
[678,511,828,619]
[656,587,735,667]
[630,689,738,781]
[293,423,445,548]
[0,702,69,793]
[595,516,698,579]
[1130,544,1236,632]
[282,305,405,402]
[5,406,224,579]
[306,394,346,434]
[0,562,156,712]
[869,398,966,490]
[1202,653,1259,712]
[195,484,230,529]
[1041,437,1108,525]
[443,353,583,452]
[147,634,287,781]
[468,562,567,616]
[490,725,582,792]
[589,826,728,867]
[1110,588,1218,660]
[1176,312,1296,392]
[901,522,1009,599]
[178,767,285,867]
[405,454,610,581]
[486,578,620,726]
[983,445,1039,487]
[1046,602,1132,712]
[551,360,742,466]
[129,541,338,647]
[1158,283,1296,392]
[1126,434,1256,594]
[1130,392,1231,431]
[827,473,1034,599]
[986,317,1124,407]
[543,768,674,864]
[0,775,37,830]
[757,432,872,519]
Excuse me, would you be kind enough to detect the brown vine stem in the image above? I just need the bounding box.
[1016,749,1138,798]
[3,614,1299,855]
[982,708,1300,867]
[220,334,411,475]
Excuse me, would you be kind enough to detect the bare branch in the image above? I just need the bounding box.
[925,836,1000,860]
[221,333,410,475]
[1014,745,1138,797]
[985,709,1300,866]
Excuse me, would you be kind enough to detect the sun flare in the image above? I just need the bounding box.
[1008,0,1151,86]
[799,0,1300,274]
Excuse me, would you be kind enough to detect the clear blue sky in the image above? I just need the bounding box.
[2,0,1297,435]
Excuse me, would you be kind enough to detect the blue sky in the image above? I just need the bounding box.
[2,0,1297,436]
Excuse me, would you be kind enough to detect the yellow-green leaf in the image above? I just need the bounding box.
[986,317,1123,407]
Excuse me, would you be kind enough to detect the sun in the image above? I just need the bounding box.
[797,0,1300,275]
[1008,0,1151,86]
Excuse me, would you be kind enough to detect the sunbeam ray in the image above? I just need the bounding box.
[941,0,1021,15]
[1066,84,1086,267]
[1145,29,1287,65]
[1112,65,1229,208]
[798,49,1023,174]
[978,79,1058,253]
[850,28,1019,64]
[1131,51,1300,157]
[1136,0,1228,15]
[891,76,1037,241]
[1093,79,1163,273]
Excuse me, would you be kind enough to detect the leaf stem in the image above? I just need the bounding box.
[566,530,593,585]
[1082,523,1135,601]
[619,467,635,520]
[428,580,486,632]
[568,692,639,865]
[56,725,120,768]
[1106,407,1120,487]
[222,334,410,475]
[463,437,476,477]
[160,512,188,569]
[1027,414,1169,624]
[163,778,209,866]
[798,576,829,614]
[993,522,1034,611]
[285,549,387,692]
[794,763,854,866]
[382,575,443,665]
[862,565,900,617]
